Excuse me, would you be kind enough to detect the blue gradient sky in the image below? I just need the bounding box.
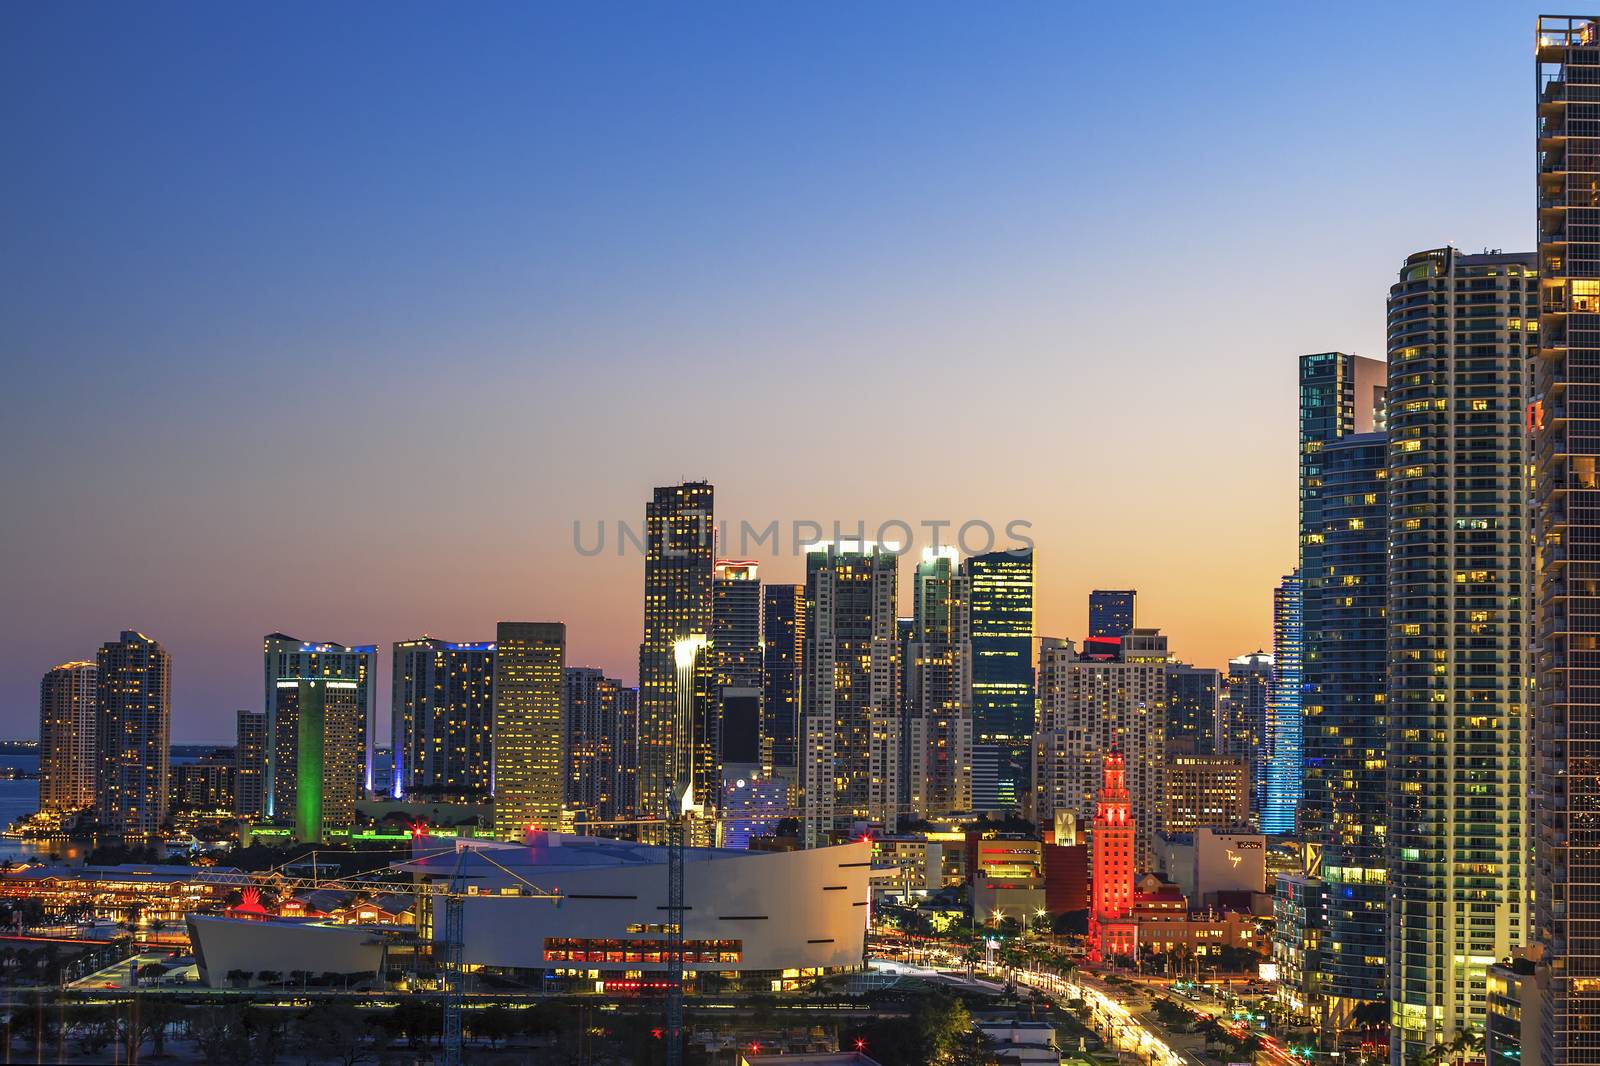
[0,2,1545,741]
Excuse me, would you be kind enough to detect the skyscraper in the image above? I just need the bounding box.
[492,622,566,840]
[1221,652,1273,797]
[712,560,763,779]
[1088,590,1135,639]
[965,548,1034,813]
[94,631,170,841]
[391,638,495,801]
[801,541,900,847]
[565,667,638,822]
[1302,431,1388,1019]
[1297,349,1386,844]
[275,677,363,843]
[234,709,268,819]
[905,549,972,819]
[262,634,374,817]
[1164,663,1221,756]
[1388,246,1536,1060]
[638,482,714,828]
[1262,572,1303,836]
[1537,24,1600,1066]
[38,660,96,814]
[1035,629,1169,868]
[761,583,805,779]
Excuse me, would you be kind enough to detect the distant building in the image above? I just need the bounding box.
[39,660,97,813]
[1162,754,1249,834]
[391,638,495,802]
[1088,590,1135,639]
[761,583,805,779]
[1220,651,1271,807]
[234,709,268,819]
[275,678,363,843]
[565,668,637,822]
[1036,630,1169,867]
[492,622,566,839]
[801,541,900,847]
[1164,664,1220,755]
[965,549,1034,814]
[1262,574,1303,836]
[638,482,715,831]
[95,631,170,842]
[906,550,972,819]
[170,762,234,814]
[712,561,762,769]
[1273,874,1328,1027]
[262,635,374,816]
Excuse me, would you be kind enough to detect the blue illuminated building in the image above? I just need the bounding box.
[1262,573,1302,836]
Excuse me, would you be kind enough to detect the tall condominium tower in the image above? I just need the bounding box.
[39,660,96,813]
[712,560,763,777]
[637,482,714,827]
[391,638,495,801]
[1262,573,1304,836]
[262,634,374,816]
[1387,245,1536,1061]
[1302,431,1388,1020]
[94,631,170,841]
[234,709,268,819]
[564,667,637,822]
[1536,22,1600,1066]
[1088,589,1135,639]
[801,541,900,847]
[965,548,1034,813]
[761,583,805,778]
[1220,652,1273,795]
[492,621,566,839]
[905,550,973,819]
[1164,664,1220,756]
[275,677,363,843]
[1035,629,1169,868]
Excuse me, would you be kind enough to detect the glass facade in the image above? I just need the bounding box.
[1263,573,1303,836]
[391,638,495,802]
[491,621,567,839]
[1304,431,1388,1013]
[966,549,1035,813]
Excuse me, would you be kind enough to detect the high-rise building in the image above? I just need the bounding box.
[1088,590,1135,639]
[1088,751,1137,963]
[1302,431,1388,1019]
[1162,754,1249,833]
[761,584,805,779]
[275,678,363,843]
[391,638,495,802]
[1388,245,1536,1060]
[1035,630,1169,868]
[965,549,1034,813]
[1164,664,1221,756]
[1221,653,1273,796]
[1536,24,1600,1066]
[492,622,567,840]
[94,631,170,842]
[38,660,96,814]
[905,549,972,819]
[1262,573,1304,836]
[638,482,714,829]
[801,541,900,847]
[1298,352,1386,844]
[565,667,637,822]
[262,634,374,816]
[713,560,763,777]
[234,709,268,819]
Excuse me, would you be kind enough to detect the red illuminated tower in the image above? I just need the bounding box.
[1088,749,1137,963]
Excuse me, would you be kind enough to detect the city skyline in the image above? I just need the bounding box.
[0,1,1545,742]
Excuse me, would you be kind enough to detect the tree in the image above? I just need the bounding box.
[290,1002,373,1066]
[470,1004,518,1049]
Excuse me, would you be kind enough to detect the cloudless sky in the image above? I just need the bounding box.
[0,1,1551,741]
